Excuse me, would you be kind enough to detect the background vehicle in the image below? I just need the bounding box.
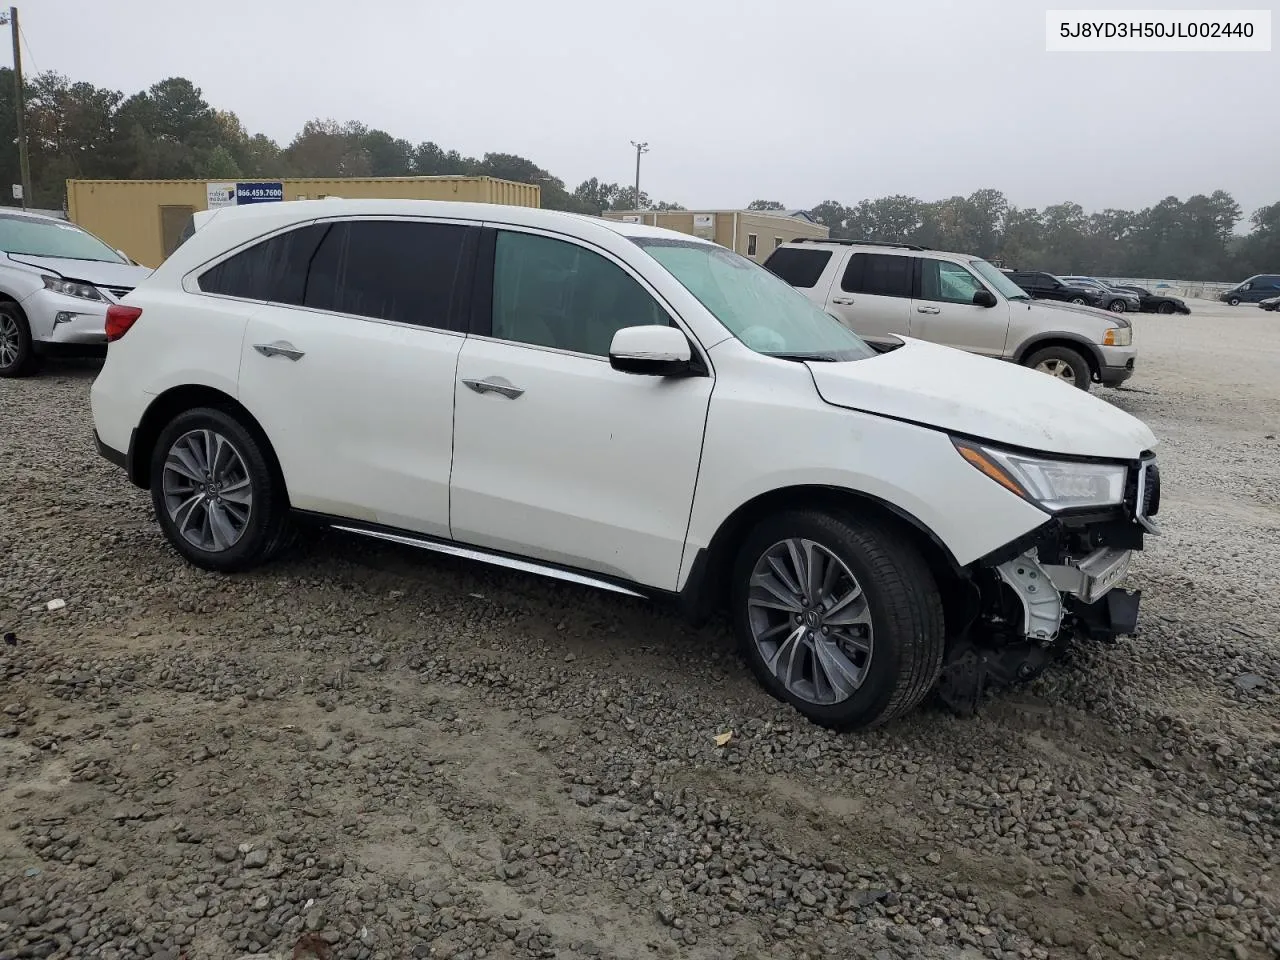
[90,199,1160,731]
[1001,270,1106,308]
[0,210,153,378]
[1107,283,1191,315]
[1219,274,1280,305]
[1260,295,1280,312]
[1057,276,1141,314]
[765,239,1136,390]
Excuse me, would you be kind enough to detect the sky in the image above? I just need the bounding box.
[18,0,1280,217]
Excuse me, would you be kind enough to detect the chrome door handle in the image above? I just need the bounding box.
[462,376,524,399]
[916,306,941,315]
[253,341,305,361]
[831,297,855,305]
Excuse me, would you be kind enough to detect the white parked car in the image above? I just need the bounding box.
[90,200,1162,729]
[0,209,153,377]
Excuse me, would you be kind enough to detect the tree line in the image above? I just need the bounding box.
[2,70,1275,281]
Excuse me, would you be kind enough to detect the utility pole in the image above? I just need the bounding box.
[3,7,31,209]
[630,140,648,212]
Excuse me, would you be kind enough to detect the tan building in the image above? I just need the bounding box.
[602,208,828,263]
[65,176,542,268]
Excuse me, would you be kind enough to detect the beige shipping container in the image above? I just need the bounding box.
[602,209,829,263]
[66,176,542,268]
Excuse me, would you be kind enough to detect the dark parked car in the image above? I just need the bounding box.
[1260,295,1280,312]
[1110,284,1191,315]
[1219,274,1280,305]
[1002,270,1106,308]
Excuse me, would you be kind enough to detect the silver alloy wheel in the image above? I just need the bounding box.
[1109,300,1126,313]
[1069,296,1088,305]
[0,313,19,368]
[746,538,873,705]
[161,429,253,552]
[1034,358,1077,382]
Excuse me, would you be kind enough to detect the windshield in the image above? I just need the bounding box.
[969,259,1030,300]
[0,214,127,264]
[634,238,877,361]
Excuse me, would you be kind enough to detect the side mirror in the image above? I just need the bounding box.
[972,289,998,308]
[609,325,695,376]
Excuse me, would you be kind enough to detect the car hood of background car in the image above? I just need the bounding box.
[6,253,154,287]
[1024,297,1131,327]
[805,337,1157,460]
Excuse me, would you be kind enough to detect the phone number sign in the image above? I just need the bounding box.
[206,181,285,208]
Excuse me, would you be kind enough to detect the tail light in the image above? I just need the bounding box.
[105,305,142,342]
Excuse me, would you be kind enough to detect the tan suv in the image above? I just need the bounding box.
[764,239,1137,390]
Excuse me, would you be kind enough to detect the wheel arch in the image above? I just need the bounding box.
[679,484,974,638]
[129,384,288,503]
[1015,335,1102,381]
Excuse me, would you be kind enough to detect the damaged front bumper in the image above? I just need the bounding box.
[937,455,1160,714]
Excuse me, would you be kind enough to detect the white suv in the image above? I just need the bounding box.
[90,200,1162,730]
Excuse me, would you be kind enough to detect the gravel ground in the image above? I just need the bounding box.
[2,299,1278,960]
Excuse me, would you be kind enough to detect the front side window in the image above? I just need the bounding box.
[920,259,987,305]
[0,214,127,264]
[841,253,912,298]
[970,259,1030,300]
[763,247,832,288]
[492,230,670,357]
[636,237,876,362]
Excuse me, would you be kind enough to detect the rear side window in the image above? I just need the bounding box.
[763,247,832,288]
[198,224,329,302]
[841,253,912,298]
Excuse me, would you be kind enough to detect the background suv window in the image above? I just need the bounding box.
[492,231,669,357]
[198,224,329,303]
[919,259,987,305]
[303,220,472,328]
[841,253,912,297]
[762,247,832,288]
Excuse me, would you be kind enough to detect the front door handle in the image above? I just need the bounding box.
[916,306,941,315]
[253,341,306,361]
[830,297,855,306]
[462,376,525,400]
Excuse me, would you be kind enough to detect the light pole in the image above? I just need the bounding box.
[629,141,648,211]
[1,6,31,209]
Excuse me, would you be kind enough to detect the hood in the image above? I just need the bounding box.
[1022,297,1131,328]
[5,253,154,287]
[805,337,1157,460]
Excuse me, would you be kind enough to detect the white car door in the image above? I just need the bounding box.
[449,227,713,591]
[824,251,913,346]
[233,217,477,538]
[909,257,1011,357]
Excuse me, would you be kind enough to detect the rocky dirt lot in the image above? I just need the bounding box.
[2,300,1278,960]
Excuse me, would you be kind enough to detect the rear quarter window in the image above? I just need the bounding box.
[198,224,330,303]
[762,247,833,289]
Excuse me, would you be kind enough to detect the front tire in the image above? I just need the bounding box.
[0,304,40,378]
[1228,297,1241,306]
[1025,344,1092,390]
[731,510,945,730]
[150,407,292,573]
[1068,296,1088,305]
[1107,299,1127,313]
[1157,302,1176,315]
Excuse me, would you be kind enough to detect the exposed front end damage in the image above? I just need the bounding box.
[937,456,1161,714]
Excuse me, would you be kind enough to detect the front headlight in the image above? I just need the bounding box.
[42,275,104,302]
[1103,326,1132,346]
[953,439,1127,512]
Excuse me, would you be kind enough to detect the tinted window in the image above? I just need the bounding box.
[303,220,472,328]
[841,253,912,297]
[763,247,833,288]
[920,259,987,305]
[198,224,329,302]
[492,230,669,357]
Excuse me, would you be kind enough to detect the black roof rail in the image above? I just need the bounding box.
[790,237,927,251]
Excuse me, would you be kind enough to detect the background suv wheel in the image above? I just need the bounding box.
[0,304,39,378]
[1025,344,1092,390]
[731,509,944,730]
[150,406,293,572]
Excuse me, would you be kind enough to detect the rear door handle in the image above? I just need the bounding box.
[253,341,305,361]
[830,297,855,306]
[462,376,524,399]
[916,306,941,315]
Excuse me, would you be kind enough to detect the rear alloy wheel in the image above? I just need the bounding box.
[150,407,292,572]
[732,510,944,730]
[1026,344,1092,390]
[0,305,39,378]
[1108,299,1127,313]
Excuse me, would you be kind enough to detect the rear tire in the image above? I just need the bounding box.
[1025,344,1092,390]
[150,406,292,573]
[730,509,945,730]
[0,304,39,378]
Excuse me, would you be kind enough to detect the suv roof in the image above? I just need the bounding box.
[779,238,993,261]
